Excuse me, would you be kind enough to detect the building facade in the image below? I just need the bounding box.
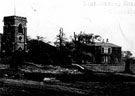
[93,42,121,64]
[77,42,122,64]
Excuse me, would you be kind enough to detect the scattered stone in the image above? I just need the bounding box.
[4,74,8,77]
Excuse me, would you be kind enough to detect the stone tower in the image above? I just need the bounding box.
[2,15,27,56]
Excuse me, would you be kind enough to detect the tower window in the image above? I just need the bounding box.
[7,23,11,33]
[18,24,23,33]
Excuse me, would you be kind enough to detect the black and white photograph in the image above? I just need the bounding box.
[0,0,135,96]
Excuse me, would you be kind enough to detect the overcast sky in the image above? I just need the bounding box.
[0,0,135,55]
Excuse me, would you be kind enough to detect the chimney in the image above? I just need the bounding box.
[102,39,104,43]
[106,38,109,43]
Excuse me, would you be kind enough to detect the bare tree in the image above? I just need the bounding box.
[75,32,102,44]
[54,27,67,49]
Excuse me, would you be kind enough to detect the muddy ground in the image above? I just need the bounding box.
[0,63,135,96]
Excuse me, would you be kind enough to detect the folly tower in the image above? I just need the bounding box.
[2,16,27,56]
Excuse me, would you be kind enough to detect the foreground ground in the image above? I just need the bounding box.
[0,63,135,96]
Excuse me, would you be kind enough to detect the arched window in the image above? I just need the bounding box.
[18,24,23,33]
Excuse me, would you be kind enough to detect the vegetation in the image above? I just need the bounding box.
[122,51,133,74]
[26,30,71,65]
[1,27,132,67]
[24,28,130,66]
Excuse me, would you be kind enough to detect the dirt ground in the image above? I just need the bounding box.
[0,64,135,96]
